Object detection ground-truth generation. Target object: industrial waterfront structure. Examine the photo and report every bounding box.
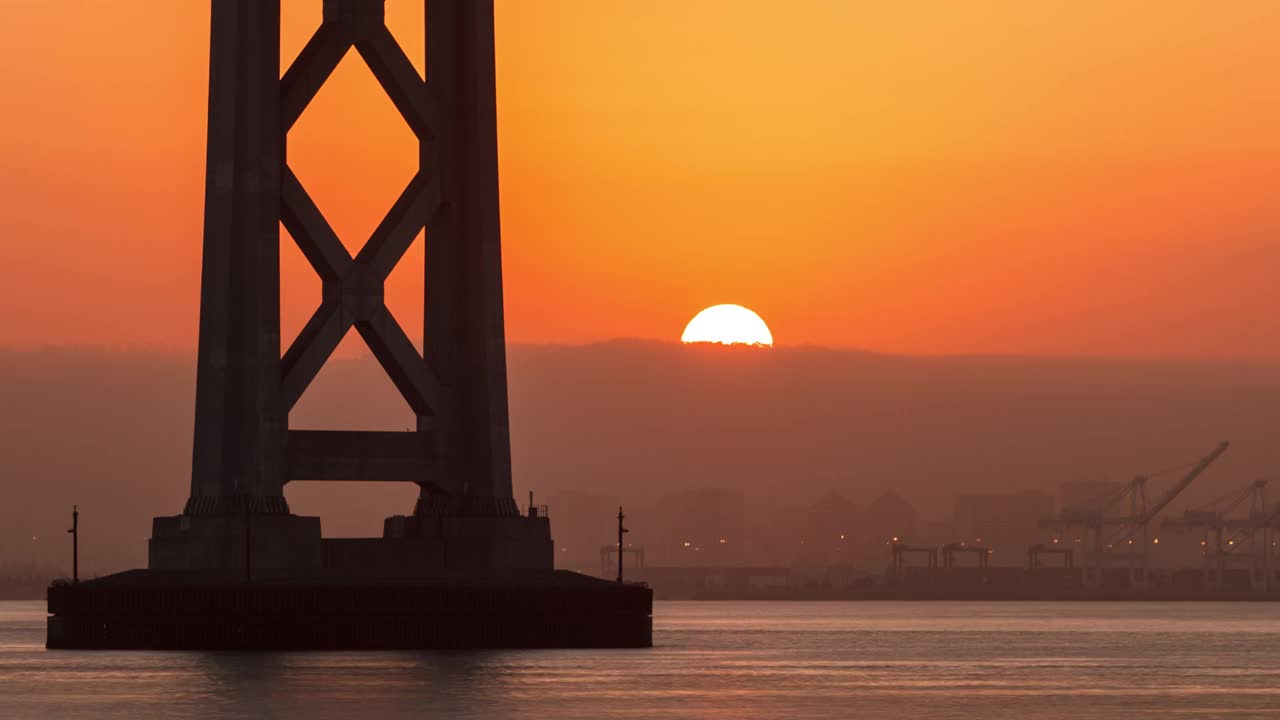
[1040,442,1229,588]
[48,0,650,649]
[569,443,1280,600]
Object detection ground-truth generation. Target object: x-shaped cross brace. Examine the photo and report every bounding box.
[277,12,444,418]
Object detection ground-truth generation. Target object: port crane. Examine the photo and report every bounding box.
[1162,477,1275,591]
[891,542,938,579]
[941,542,991,569]
[1047,442,1230,588]
[1027,542,1073,569]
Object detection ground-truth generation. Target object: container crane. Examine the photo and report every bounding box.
[890,542,938,582]
[941,542,991,569]
[1167,476,1264,589]
[1164,477,1274,591]
[1051,442,1229,588]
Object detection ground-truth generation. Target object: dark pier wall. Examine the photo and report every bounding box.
[48,570,652,650]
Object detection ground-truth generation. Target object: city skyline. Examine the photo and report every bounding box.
[2,342,1269,577]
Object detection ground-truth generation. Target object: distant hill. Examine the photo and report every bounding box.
[2,343,1276,574]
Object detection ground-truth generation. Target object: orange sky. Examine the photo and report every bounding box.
[2,1,1279,358]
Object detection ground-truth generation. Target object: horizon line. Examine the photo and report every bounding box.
[2,339,1279,368]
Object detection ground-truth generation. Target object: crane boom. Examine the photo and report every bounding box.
[1138,441,1230,524]
[1055,442,1230,531]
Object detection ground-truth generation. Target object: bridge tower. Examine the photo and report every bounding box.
[149,0,551,572]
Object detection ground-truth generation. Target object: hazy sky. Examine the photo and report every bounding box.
[2,1,1278,357]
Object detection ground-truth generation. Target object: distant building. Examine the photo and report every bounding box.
[797,492,864,566]
[756,507,808,567]
[866,490,917,544]
[923,519,956,546]
[640,488,745,567]
[1059,480,1124,512]
[546,490,622,574]
[952,492,1055,558]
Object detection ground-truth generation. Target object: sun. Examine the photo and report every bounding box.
[681,304,774,347]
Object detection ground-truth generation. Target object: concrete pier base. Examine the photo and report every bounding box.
[47,569,653,650]
[149,514,324,571]
[379,513,554,569]
[148,512,552,574]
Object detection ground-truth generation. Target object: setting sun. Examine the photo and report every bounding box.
[681,304,774,347]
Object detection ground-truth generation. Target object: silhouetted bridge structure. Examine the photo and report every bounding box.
[47,0,650,650]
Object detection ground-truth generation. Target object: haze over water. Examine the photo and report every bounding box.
[5,601,1278,719]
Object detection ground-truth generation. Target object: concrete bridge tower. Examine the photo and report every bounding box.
[149,0,551,572]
